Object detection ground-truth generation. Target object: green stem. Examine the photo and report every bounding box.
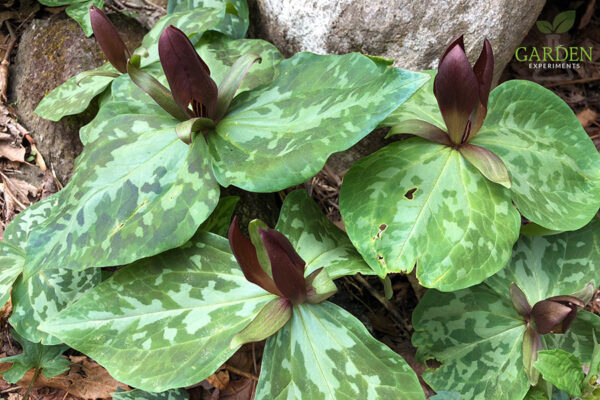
[23,367,40,400]
[382,276,393,300]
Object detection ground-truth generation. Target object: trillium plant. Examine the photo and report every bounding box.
[1,1,599,399]
[340,35,600,291]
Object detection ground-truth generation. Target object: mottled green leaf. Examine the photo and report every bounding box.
[383,74,600,232]
[340,138,520,290]
[381,70,441,130]
[10,267,101,345]
[0,330,70,383]
[472,80,600,231]
[534,349,584,396]
[198,196,239,236]
[35,63,117,122]
[196,32,282,95]
[256,302,425,399]
[137,5,225,67]
[19,120,219,277]
[209,53,429,191]
[112,388,189,400]
[167,0,249,39]
[536,21,553,34]
[65,0,104,36]
[37,0,103,36]
[276,190,372,279]
[412,218,600,399]
[40,232,276,391]
[431,392,462,400]
[0,241,24,307]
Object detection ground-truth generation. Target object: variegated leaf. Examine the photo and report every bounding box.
[0,242,25,307]
[209,53,429,192]
[0,330,70,384]
[472,80,600,231]
[35,63,118,122]
[276,190,372,279]
[380,70,442,130]
[112,388,189,400]
[412,217,600,400]
[383,74,600,231]
[37,0,103,36]
[256,301,425,399]
[196,32,283,95]
[9,267,101,345]
[198,196,239,237]
[39,232,276,391]
[36,1,250,122]
[1,200,55,308]
[167,0,249,39]
[20,123,219,277]
[137,1,240,67]
[339,138,520,290]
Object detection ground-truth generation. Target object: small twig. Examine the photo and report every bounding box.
[353,274,404,322]
[0,386,20,394]
[223,364,259,382]
[143,0,166,12]
[251,342,257,376]
[50,165,63,190]
[545,77,600,88]
[0,22,17,102]
[0,171,27,209]
[61,389,70,400]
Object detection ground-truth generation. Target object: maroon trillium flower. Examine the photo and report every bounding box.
[89,6,130,74]
[158,25,219,121]
[227,216,337,347]
[434,35,493,145]
[509,282,592,385]
[228,216,308,305]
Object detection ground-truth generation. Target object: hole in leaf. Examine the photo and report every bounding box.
[373,224,387,240]
[404,188,417,200]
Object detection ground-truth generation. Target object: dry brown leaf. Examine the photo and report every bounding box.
[0,296,12,320]
[577,108,599,128]
[0,142,25,163]
[0,356,129,400]
[218,377,255,400]
[206,370,230,391]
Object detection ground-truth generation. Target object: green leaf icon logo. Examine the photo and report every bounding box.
[552,10,576,33]
[536,10,576,34]
[536,20,553,34]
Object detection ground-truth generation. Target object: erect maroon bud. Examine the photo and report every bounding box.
[258,228,307,305]
[531,295,585,334]
[89,6,130,74]
[158,26,218,120]
[228,216,282,297]
[434,36,494,145]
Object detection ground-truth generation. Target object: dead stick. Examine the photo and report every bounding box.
[353,274,404,323]
[223,364,259,381]
[545,76,600,88]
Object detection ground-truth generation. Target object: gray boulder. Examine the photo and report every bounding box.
[249,0,546,81]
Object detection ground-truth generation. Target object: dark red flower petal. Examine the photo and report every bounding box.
[158,25,218,119]
[531,299,573,334]
[434,37,479,144]
[228,217,282,297]
[473,38,494,108]
[258,228,307,304]
[90,6,130,74]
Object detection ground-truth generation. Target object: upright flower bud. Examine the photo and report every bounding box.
[434,36,494,144]
[158,26,218,120]
[89,6,130,74]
